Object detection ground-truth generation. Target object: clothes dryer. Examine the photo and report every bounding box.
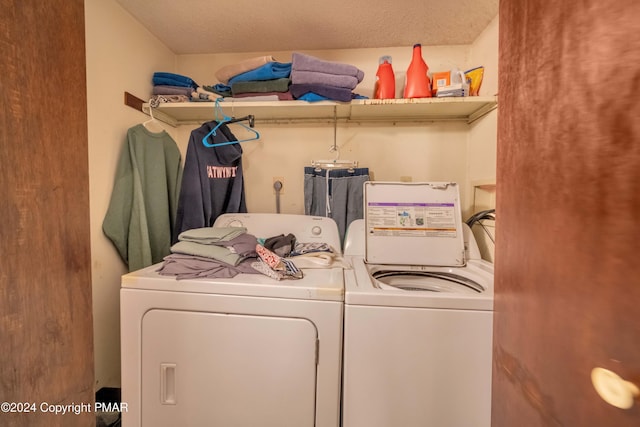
[342,182,494,427]
[121,214,344,427]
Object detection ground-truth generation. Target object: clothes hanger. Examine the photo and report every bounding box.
[311,106,357,171]
[202,98,260,147]
[142,98,164,133]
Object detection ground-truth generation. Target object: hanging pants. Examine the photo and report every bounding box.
[303,167,369,247]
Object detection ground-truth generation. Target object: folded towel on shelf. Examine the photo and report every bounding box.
[291,70,360,90]
[204,84,232,97]
[153,72,198,89]
[233,91,294,100]
[292,52,364,82]
[215,55,276,84]
[228,62,292,85]
[230,94,281,102]
[231,78,291,95]
[296,92,331,102]
[290,83,353,102]
[152,85,194,97]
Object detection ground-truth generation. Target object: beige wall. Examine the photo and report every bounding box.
[468,14,499,189]
[468,15,499,260]
[86,0,499,388]
[85,0,176,389]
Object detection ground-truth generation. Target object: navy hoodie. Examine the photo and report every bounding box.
[173,121,246,243]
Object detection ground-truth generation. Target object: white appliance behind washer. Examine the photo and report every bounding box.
[121,214,344,427]
[342,182,494,427]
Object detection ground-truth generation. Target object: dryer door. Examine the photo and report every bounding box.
[141,309,318,427]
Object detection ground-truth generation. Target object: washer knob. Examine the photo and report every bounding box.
[591,367,639,409]
[228,220,244,228]
[311,226,322,236]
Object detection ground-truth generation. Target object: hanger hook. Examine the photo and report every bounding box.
[332,105,338,152]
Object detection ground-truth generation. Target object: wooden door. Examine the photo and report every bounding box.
[0,1,94,426]
[494,0,640,425]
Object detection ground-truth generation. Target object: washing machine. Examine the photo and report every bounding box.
[120,213,345,427]
[342,182,494,427]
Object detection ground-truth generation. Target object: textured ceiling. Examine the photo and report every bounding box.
[115,0,499,55]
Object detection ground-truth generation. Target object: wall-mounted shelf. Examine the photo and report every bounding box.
[142,96,497,127]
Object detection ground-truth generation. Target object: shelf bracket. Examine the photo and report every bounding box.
[467,100,498,124]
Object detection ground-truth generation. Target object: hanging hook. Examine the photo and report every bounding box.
[333,105,338,151]
[329,105,339,159]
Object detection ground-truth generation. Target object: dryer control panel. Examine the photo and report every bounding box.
[214,213,342,253]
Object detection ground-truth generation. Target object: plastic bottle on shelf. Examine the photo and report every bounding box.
[374,56,395,99]
[403,44,431,98]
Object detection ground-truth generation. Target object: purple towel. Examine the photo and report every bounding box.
[291,70,360,90]
[290,84,353,102]
[292,52,364,82]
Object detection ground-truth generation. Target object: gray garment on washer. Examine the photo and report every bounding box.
[303,167,369,246]
[157,253,258,280]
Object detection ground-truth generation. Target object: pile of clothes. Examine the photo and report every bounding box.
[208,53,367,102]
[152,71,219,103]
[290,52,366,102]
[209,55,293,101]
[158,227,343,281]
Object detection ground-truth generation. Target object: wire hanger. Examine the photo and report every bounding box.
[311,106,358,171]
[202,98,260,147]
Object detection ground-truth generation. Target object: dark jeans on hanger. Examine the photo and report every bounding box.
[303,167,369,247]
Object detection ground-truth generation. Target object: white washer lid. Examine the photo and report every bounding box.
[364,182,465,266]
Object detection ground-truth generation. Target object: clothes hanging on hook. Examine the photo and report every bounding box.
[303,166,370,246]
[173,121,247,243]
[103,124,183,271]
[143,99,164,133]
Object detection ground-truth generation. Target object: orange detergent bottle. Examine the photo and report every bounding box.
[374,56,395,99]
[403,44,431,98]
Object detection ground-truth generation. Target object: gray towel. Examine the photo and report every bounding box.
[292,52,364,82]
[291,70,360,90]
[231,78,291,95]
[152,85,194,96]
[158,254,258,279]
